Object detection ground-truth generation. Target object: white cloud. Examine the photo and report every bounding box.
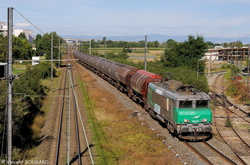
[218,0,250,3]
[213,16,250,27]
[15,23,30,27]
[192,0,250,4]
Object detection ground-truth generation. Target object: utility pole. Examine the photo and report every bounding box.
[58,38,60,67]
[7,7,13,164]
[51,33,53,83]
[144,35,147,71]
[104,37,107,59]
[247,45,250,93]
[89,39,91,55]
[197,59,202,77]
[208,56,211,77]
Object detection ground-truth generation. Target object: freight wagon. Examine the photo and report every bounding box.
[73,50,212,140]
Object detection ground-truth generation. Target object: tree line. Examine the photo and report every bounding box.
[77,36,247,51]
[108,35,209,93]
[79,37,160,49]
[0,33,34,61]
[0,32,64,62]
[0,32,62,159]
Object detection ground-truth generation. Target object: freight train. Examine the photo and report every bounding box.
[73,50,212,140]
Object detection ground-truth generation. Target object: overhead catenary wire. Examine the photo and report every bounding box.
[13,8,45,35]
[67,66,71,165]
[13,8,64,50]
[68,66,95,165]
[13,8,67,88]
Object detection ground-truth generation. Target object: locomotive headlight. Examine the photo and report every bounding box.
[184,119,190,123]
[201,118,207,122]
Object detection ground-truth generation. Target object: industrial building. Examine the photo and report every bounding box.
[0,21,34,43]
[205,47,250,61]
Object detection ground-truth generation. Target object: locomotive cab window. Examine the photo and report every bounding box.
[196,100,208,108]
[179,100,192,108]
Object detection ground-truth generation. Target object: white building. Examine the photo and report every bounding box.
[0,22,7,36]
[205,49,219,61]
[0,21,34,43]
[32,56,40,66]
[205,47,250,62]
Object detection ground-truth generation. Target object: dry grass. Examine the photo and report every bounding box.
[81,71,96,83]
[78,67,181,165]
[30,114,44,139]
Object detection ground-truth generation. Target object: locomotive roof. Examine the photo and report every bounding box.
[149,81,210,101]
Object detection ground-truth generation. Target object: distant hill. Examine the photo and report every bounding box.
[62,34,250,44]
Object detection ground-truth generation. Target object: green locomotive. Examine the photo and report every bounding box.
[147,80,212,140]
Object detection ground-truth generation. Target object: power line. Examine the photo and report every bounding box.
[13,8,63,48]
[239,34,250,42]
[13,8,45,35]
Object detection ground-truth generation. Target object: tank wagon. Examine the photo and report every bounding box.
[74,50,138,92]
[73,50,212,140]
[130,70,163,106]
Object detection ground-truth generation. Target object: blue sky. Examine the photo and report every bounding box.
[1,0,250,41]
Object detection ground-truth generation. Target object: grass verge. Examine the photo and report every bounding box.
[77,70,180,165]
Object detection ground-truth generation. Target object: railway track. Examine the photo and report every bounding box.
[182,141,237,165]
[72,50,249,164]
[53,57,94,165]
[54,65,68,164]
[209,73,250,165]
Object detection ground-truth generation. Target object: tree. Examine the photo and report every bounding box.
[148,41,160,48]
[229,41,243,48]
[161,35,208,73]
[36,32,63,66]
[206,41,215,49]
[166,39,178,48]
[161,39,179,67]
[223,42,228,48]
[13,35,33,60]
[10,62,54,148]
[79,41,89,53]
[33,34,42,45]
[102,36,106,45]
[0,34,7,62]
[18,32,27,40]
[0,34,34,61]
[33,34,42,55]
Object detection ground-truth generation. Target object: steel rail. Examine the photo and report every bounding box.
[72,69,95,165]
[182,141,213,165]
[226,99,249,116]
[67,65,71,165]
[224,102,250,149]
[54,67,68,165]
[213,103,249,165]
[69,66,82,165]
[210,92,250,123]
[211,90,250,148]
[202,142,237,165]
[211,73,249,165]
[69,62,95,164]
